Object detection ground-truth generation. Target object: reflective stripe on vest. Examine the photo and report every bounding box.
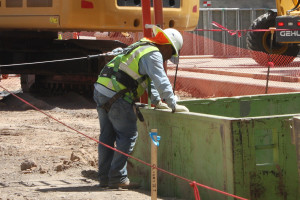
[96,44,159,100]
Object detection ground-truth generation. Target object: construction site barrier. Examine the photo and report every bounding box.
[3,11,300,99]
[2,24,300,98]
[197,8,269,56]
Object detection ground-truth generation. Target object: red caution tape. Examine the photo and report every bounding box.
[212,21,243,37]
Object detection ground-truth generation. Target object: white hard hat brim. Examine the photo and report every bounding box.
[152,25,179,57]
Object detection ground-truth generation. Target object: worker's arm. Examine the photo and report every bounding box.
[149,80,170,109]
[139,51,176,110]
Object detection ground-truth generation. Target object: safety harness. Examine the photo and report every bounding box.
[98,40,157,120]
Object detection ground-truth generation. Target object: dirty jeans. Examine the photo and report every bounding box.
[93,89,138,185]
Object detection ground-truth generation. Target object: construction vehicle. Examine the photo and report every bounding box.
[246,0,300,66]
[0,0,199,95]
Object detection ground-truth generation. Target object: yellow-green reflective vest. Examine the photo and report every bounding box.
[96,41,159,102]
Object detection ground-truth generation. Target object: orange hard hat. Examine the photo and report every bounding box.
[146,25,183,57]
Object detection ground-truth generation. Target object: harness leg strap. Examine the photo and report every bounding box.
[100,89,131,113]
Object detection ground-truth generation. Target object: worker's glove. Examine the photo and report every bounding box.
[155,101,169,109]
[172,104,189,113]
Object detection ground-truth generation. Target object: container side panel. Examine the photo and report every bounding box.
[132,110,234,200]
[234,117,299,200]
[180,93,300,118]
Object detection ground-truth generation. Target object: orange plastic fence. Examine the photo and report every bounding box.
[2,30,300,99]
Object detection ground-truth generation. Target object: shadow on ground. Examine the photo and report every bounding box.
[0,91,96,111]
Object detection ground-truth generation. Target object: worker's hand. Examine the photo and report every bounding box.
[155,101,169,109]
[172,104,189,113]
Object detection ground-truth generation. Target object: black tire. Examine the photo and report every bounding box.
[246,11,299,66]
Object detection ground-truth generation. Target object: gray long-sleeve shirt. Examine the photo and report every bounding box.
[94,51,176,110]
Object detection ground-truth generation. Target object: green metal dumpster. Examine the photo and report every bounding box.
[129,92,300,200]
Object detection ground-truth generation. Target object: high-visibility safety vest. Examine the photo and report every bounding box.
[96,40,160,103]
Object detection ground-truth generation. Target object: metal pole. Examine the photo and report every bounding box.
[153,0,163,27]
[142,0,152,37]
[265,27,275,94]
[153,0,168,75]
[141,0,152,103]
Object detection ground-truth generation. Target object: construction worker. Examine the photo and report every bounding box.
[93,25,189,189]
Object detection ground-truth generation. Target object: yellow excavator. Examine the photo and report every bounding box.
[0,0,199,94]
[247,0,300,66]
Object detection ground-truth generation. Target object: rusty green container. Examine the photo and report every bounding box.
[130,92,300,200]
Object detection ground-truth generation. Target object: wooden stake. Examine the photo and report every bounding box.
[151,129,158,200]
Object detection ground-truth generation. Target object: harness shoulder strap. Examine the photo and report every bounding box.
[111,54,123,92]
[101,40,154,105]
[122,41,154,55]
[110,54,139,104]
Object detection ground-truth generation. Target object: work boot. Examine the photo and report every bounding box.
[99,179,109,188]
[99,182,108,188]
[108,179,140,189]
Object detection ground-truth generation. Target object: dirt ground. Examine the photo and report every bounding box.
[0,78,184,200]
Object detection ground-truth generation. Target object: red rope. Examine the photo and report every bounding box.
[190,181,201,200]
[195,21,300,38]
[0,85,248,200]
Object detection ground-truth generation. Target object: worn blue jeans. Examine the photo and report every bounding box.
[93,88,138,184]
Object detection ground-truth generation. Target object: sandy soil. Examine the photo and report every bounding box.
[0,78,183,200]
